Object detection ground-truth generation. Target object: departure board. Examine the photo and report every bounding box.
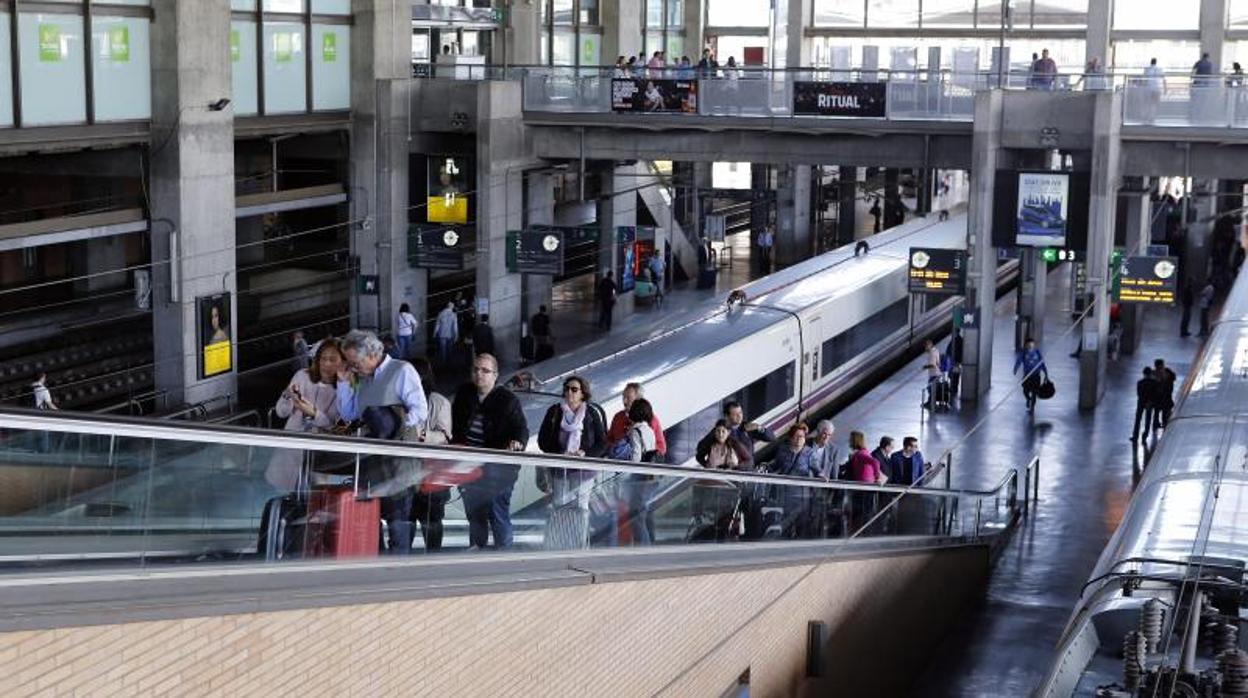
[1118,255,1179,305]
[908,247,967,295]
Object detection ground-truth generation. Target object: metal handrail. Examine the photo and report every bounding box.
[0,407,1021,500]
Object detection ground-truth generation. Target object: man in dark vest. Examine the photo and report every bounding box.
[336,330,429,554]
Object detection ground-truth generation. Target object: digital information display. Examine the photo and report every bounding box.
[908,247,967,295]
[506,228,565,275]
[1118,255,1179,305]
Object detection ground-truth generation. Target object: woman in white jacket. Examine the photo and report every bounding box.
[267,339,344,489]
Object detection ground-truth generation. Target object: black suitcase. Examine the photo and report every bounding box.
[697,267,717,289]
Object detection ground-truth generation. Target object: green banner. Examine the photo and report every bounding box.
[108,26,130,63]
[322,32,337,62]
[274,32,293,63]
[38,24,61,63]
[230,29,241,63]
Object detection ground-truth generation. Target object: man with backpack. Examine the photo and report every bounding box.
[606,382,667,460]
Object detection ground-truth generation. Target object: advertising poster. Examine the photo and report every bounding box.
[793,82,887,117]
[427,155,470,224]
[1016,172,1070,247]
[611,78,698,113]
[617,226,637,292]
[197,293,233,379]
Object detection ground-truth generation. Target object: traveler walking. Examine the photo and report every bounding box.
[537,375,607,549]
[1180,282,1195,337]
[1152,359,1177,430]
[451,353,529,549]
[433,301,458,365]
[531,305,554,361]
[1130,366,1158,444]
[472,314,496,357]
[647,252,666,305]
[1034,49,1057,89]
[1013,337,1049,413]
[597,271,618,331]
[335,330,429,555]
[921,338,945,408]
[408,357,453,551]
[756,227,775,275]
[1143,58,1165,124]
[395,303,418,359]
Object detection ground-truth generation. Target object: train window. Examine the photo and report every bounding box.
[726,362,796,421]
[820,298,908,377]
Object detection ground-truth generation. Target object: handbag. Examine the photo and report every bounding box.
[1037,379,1056,400]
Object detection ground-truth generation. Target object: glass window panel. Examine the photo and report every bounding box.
[18,13,86,126]
[232,0,257,9]
[923,0,974,27]
[0,14,11,127]
[976,0,1003,28]
[311,24,348,110]
[1032,0,1086,28]
[1114,0,1198,30]
[92,16,151,122]
[814,0,866,27]
[646,30,662,55]
[1233,0,1248,28]
[714,35,768,66]
[708,0,769,27]
[553,0,573,26]
[232,20,259,115]
[461,30,479,56]
[646,0,663,28]
[262,21,305,113]
[552,28,575,65]
[263,0,304,11]
[412,30,430,61]
[867,0,918,27]
[666,33,684,61]
[580,0,599,25]
[580,31,601,66]
[101,0,153,5]
[540,28,550,64]
[311,0,351,14]
[1114,38,1203,71]
[1007,38,1086,71]
[666,0,684,27]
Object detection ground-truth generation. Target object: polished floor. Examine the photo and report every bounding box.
[819,264,1196,696]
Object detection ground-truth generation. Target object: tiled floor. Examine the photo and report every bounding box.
[819,264,1199,696]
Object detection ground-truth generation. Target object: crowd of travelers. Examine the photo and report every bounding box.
[269,311,938,554]
[613,48,741,81]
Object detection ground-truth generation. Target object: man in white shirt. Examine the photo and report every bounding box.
[32,373,56,410]
[1143,58,1165,123]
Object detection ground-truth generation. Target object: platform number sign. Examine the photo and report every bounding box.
[908,247,967,296]
[507,229,565,275]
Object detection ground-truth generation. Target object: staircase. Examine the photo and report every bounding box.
[635,162,699,280]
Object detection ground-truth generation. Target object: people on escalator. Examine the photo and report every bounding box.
[696,419,750,469]
[768,424,819,539]
[886,437,926,487]
[607,382,667,461]
[610,398,660,545]
[409,357,453,552]
[807,420,843,537]
[690,419,750,542]
[870,437,894,481]
[1013,337,1049,413]
[697,400,775,469]
[847,430,885,531]
[451,353,529,550]
[537,375,607,550]
[31,372,57,411]
[336,330,429,555]
[267,339,344,491]
[809,421,842,481]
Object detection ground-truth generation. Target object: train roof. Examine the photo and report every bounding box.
[526,210,970,401]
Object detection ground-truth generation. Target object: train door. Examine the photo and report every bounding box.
[800,313,825,418]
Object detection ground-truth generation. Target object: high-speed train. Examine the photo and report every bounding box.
[1038,266,1248,696]
[517,209,998,465]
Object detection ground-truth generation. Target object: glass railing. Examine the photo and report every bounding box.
[0,408,1030,575]
[1122,76,1248,127]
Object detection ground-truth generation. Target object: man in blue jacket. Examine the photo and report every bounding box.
[1013,337,1048,412]
[887,437,926,487]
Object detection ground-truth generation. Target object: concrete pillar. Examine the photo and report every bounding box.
[1120,176,1150,354]
[506,0,542,66]
[602,0,643,67]
[961,91,1003,404]
[916,168,934,216]
[475,81,531,367]
[1078,91,1123,410]
[148,0,236,408]
[1085,0,1112,68]
[350,0,415,341]
[1015,249,1048,347]
[684,0,706,58]
[883,168,904,229]
[521,171,556,324]
[784,0,812,70]
[837,166,857,247]
[775,165,812,267]
[597,165,638,323]
[1201,0,1227,72]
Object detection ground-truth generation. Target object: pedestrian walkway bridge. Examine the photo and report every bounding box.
[0,408,1035,695]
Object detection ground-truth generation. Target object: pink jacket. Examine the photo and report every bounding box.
[849,448,882,483]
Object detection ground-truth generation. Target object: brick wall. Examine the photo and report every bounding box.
[1,546,986,697]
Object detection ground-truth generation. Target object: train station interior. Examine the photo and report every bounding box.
[1,0,1248,695]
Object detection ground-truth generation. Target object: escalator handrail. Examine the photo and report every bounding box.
[0,407,1020,501]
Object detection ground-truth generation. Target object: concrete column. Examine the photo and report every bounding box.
[1015,249,1048,347]
[1120,176,1150,354]
[1085,0,1112,68]
[148,0,236,407]
[776,165,812,267]
[506,0,542,66]
[837,166,857,247]
[1078,91,1123,410]
[961,90,1003,404]
[521,172,556,324]
[684,0,706,58]
[597,165,638,323]
[475,81,532,367]
[350,0,415,340]
[1201,0,1227,72]
[883,168,904,229]
[785,0,813,70]
[602,0,643,67]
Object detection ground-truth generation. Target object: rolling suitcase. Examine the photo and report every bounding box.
[544,504,589,550]
[306,487,381,558]
[697,267,716,289]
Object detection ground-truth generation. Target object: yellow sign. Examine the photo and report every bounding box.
[203,341,233,377]
[427,195,468,224]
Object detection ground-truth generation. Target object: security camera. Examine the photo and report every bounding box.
[207,98,232,112]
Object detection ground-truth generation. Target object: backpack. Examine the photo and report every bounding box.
[607,437,634,461]
[939,353,953,374]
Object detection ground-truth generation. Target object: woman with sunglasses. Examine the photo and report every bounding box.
[537,375,607,549]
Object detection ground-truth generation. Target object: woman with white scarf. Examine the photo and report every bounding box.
[537,375,606,548]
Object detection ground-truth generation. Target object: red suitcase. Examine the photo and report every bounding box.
[306,487,380,558]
